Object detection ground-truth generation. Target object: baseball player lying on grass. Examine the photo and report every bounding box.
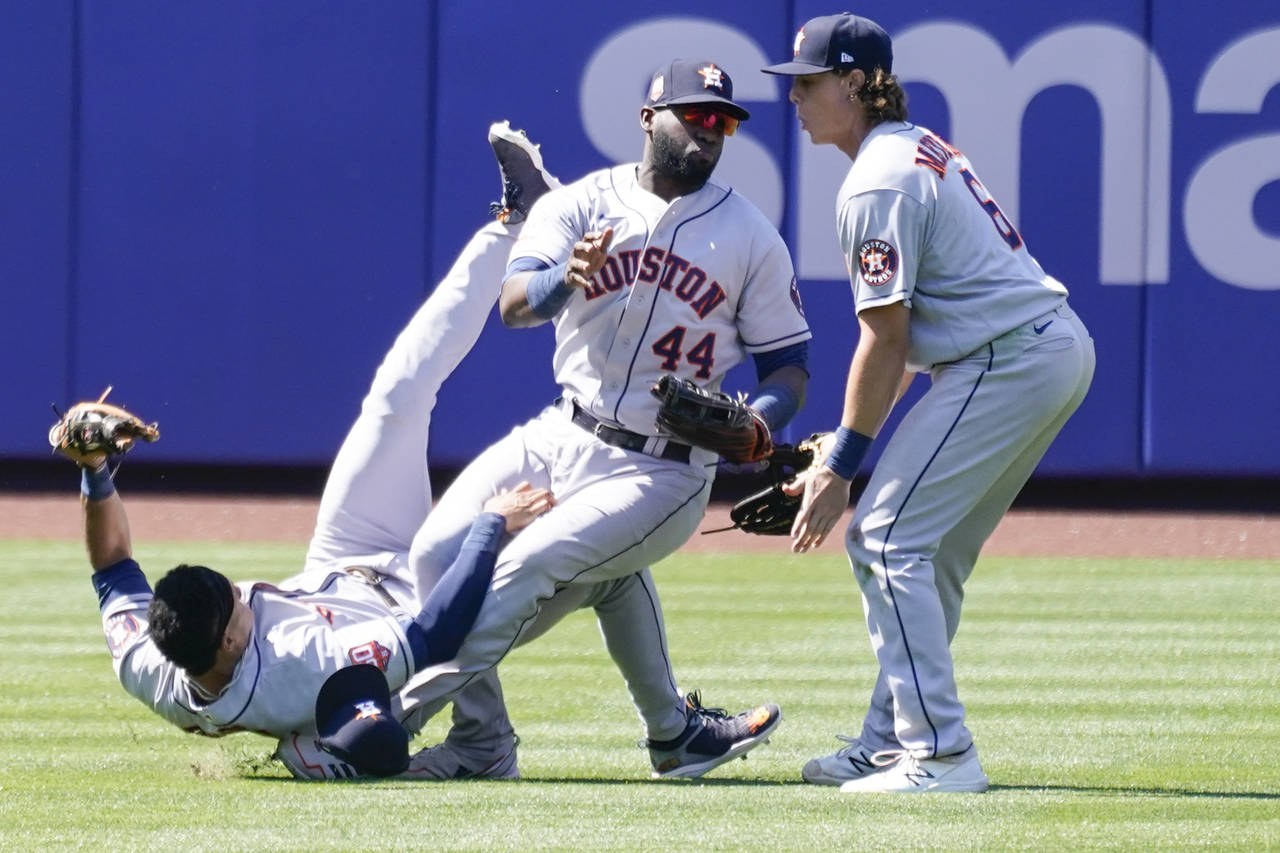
[61,122,787,780]
[67,434,548,778]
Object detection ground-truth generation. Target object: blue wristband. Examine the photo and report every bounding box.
[81,464,116,501]
[747,382,801,432]
[824,427,872,480]
[526,262,573,319]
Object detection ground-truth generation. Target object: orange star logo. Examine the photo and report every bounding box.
[697,64,724,90]
[745,707,773,731]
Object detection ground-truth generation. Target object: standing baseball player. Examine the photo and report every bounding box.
[401,58,812,779]
[763,14,1095,793]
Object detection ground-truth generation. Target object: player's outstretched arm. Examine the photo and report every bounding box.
[65,450,134,571]
[499,227,613,327]
[82,469,133,570]
[48,393,156,570]
[407,482,554,667]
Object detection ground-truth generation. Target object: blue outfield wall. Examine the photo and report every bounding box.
[3,1,1278,477]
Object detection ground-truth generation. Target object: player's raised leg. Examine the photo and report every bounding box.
[307,120,561,574]
[305,219,516,571]
[487,119,561,225]
[390,123,565,778]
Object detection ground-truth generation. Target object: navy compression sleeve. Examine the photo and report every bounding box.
[91,558,151,608]
[405,513,506,669]
[748,341,810,431]
[751,340,809,381]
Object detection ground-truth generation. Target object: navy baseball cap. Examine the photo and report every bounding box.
[315,664,410,778]
[645,58,751,120]
[762,13,893,76]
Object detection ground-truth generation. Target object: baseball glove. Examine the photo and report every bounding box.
[650,375,772,464]
[48,387,160,465]
[721,433,831,535]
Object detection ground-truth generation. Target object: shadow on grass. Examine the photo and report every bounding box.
[505,777,806,786]
[991,784,1280,800]
[239,773,806,787]
[239,774,1280,798]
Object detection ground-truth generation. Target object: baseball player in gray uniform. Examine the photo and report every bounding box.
[764,14,1095,793]
[77,123,780,781]
[74,126,583,779]
[77,199,555,779]
[400,58,812,779]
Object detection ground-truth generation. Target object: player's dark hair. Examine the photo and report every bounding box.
[854,67,908,124]
[148,564,236,675]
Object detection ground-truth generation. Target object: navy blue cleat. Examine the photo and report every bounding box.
[487,120,560,224]
[647,691,782,779]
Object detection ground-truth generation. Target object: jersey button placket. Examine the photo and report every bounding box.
[605,231,662,418]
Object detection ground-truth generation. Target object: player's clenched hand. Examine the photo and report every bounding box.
[60,447,109,470]
[783,464,851,553]
[565,227,614,289]
[484,481,556,533]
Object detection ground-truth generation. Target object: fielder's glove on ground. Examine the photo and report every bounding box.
[651,375,772,464]
[49,389,159,466]
[724,433,831,535]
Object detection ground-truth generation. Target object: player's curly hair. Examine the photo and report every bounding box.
[853,67,908,125]
[148,564,236,675]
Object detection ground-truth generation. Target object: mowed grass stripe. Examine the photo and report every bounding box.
[0,540,1275,850]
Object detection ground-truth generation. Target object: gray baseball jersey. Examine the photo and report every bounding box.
[88,221,707,780]
[838,121,1067,371]
[833,121,1095,759]
[514,164,811,443]
[399,167,810,734]
[98,565,416,738]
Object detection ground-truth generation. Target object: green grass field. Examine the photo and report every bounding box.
[1,539,1277,851]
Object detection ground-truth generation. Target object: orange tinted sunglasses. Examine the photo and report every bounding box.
[671,105,739,136]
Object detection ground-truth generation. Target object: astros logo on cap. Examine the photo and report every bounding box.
[697,64,724,90]
[354,700,383,721]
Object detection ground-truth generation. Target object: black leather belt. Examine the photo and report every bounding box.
[569,402,691,463]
